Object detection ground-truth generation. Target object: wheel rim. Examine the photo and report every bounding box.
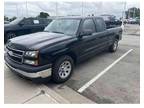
[113,41,118,51]
[7,33,16,39]
[58,61,72,79]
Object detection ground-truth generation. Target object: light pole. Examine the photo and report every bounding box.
[26,1,28,17]
[82,1,84,17]
[16,4,18,17]
[56,2,58,16]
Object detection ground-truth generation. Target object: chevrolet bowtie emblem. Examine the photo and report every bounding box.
[8,51,13,56]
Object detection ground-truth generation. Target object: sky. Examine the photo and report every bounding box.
[4,1,140,19]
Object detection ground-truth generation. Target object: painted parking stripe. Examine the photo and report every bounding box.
[77,49,133,93]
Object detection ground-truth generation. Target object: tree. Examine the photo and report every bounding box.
[4,16,9,21]
[37,12,50,18]
[9,16,17,22]
[125,7,140,19]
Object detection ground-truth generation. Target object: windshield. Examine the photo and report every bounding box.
[44,19,80,36]
[10,18,23,25]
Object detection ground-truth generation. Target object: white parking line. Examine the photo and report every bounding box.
[77,49,133,93]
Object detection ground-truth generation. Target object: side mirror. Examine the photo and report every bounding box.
[79,29,93,38]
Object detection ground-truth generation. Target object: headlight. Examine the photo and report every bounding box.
[24,59,38,65]
[25,51,39,58]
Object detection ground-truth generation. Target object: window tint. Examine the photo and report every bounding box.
[46,19,53,24]
[44,19,80,36]
[39,19,45,24]
[38,19,52,25]
[95,18,106,32]
[23,19,33,25]
[82,19,96,33]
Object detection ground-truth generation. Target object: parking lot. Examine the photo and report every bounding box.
[4,24,140,104]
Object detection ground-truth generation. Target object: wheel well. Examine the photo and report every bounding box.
[65,52,77,65]
[115,35,120,40]
[52,52,77,65]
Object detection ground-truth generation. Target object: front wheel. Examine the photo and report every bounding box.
[52,55,74,83]
[109,40,118,52]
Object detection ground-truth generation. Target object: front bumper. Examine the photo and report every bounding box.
[5,62,52,78]
[5,55,52,79]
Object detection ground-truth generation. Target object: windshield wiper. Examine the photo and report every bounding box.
[44,30,64,34]
[51,31,64,34]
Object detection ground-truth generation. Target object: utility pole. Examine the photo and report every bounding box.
[121,1,126,30]
[56,2,58,16]
[122,1,126,20]
[26,1,28,17]
[82,1,84,17]
[133,8,135,18]
[16,4,18,17]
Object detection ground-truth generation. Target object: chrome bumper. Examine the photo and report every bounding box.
[5,62,52,78]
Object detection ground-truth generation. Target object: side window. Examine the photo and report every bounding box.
[23,19,33,25]
[33,20,40,24]
[95,18,106,32]
[39,19,44,24]
[82,19,96,33]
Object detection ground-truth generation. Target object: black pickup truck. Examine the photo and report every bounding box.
[4,17,52,43]
[5,16,122,83]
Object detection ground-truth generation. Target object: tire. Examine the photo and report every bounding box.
[109,39,118,52]
[52,55,74,83]
[5,32,16,42]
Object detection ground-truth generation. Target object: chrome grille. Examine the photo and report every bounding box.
[6,46,25,64]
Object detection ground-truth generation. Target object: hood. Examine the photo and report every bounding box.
[4,23,16,31]
[4,23,14,27]
[8,32,73,50]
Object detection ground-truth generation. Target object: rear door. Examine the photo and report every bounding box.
[94,18,109,50]
[77,18,102,59]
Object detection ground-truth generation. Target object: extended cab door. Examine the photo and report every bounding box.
[94,18,109,50]
[77,18,102,58]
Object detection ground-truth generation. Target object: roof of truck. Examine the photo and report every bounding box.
[54,16,103,19]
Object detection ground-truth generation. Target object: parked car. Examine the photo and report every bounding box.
[4,20,10,24]
[127,18,140,24]
[100,14,122,29]
[4,17,52,43]
[5,16,122,83]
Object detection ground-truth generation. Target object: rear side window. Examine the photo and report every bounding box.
[95,18,106,32]
[82,19,96,33]
[23,19,33,25]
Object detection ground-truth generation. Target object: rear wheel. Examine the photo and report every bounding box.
[109,39,118,52]
[52,55,74,83]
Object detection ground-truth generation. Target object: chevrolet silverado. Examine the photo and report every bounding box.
[5,16,122,83]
